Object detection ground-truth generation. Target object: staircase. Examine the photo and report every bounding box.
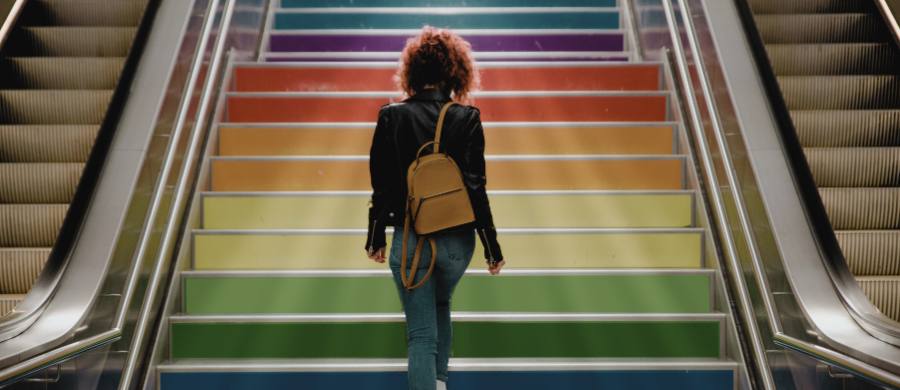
[0,0,148,317]
[748,0,900,321]
[154,1,747,388]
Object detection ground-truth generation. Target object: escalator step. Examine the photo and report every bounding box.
[0,204,67,247]
[765,44,900,75]
[0,248,49,294]
[0,125,98,162]
[755,14,888,44]
[5,27,136,57]
[792,110,900,147]
[0,90,112,124]
[836,230,900,276]
[778,75,900,109]
[820,188,900,230]
[0,163,83,203]
[0,58,124,89]
[748,0,869,14]
[856,276,900,322]
[805,147,900,187]
[20,0,146,27]
[0,294,24,317]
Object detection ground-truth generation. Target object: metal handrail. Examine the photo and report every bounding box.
[0,0,230,384]
[0,0,25,48]
[665,0,900,387]
[875,0,900,49]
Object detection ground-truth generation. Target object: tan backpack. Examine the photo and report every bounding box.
[399,101,476,290]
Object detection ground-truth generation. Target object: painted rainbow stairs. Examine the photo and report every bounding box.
[153,1,748,389]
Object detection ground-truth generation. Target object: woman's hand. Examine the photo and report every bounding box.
[488,260,506,275]
[367,247,386,263]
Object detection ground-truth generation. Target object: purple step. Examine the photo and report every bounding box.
[268,33,625,53]
[265,54,630,62]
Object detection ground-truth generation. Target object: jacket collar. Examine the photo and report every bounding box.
[405,88,452,102]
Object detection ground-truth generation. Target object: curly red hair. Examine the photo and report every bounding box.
[396,26,479,103]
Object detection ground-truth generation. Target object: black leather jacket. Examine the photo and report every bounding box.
[365,89,503,263]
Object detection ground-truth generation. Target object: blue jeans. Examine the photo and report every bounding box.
[389,228,475,390]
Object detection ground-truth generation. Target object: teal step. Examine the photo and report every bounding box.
[182,270,713,314]
[169,314,723,359]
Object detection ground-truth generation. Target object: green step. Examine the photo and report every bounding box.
[170,315,722,359]
[192,229,704,270]
[202,192,695,230]
[182,271,713,314]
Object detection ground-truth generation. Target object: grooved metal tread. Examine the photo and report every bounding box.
[0,294,25,318]
[857,276,900,322]
[748,0,869,14]
[0,248,49,294]
[0,90,112,124]
[19,0,147,27]
[0,125,98,162]
[805,147,900,187]
[792,110,900,147]
[820,188,900,230]
[5,27,137,57]
[0,204,67,247]
[765,44,900,75]
[778,75,900,109]
[837,230,900,276]
[0,163,84,203]
[755,13,889,44]
[0,57,125,89]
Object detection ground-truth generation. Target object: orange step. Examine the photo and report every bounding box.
[209,157,685,191]
[225,94,668,123]
[232,64,662,92]
[218,125,676,156]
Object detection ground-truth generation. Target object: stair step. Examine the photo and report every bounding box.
[748,0,869,14]
[755,14,888,44]
[218,124,677,156]
[792,110,900,147]
[0,204,66,247]
[5,27,136,57]
[272,9,620,30]
[0,90,111,124]
[192,228,704,270]
[765,43,900,75]
[157,358,736,390]
[857,276,900,322]
[778,75,900,110]
[168,313,723,359]
[0,57,125,89]
[225,93,668,123]
[0,294,24,318]
[0,248,49,294]
[821,188,900,230]
[281,0,618,6]
[182,270,713,314]
[265,51,631,62]
[805,147,900,187]
[232,63,662,92]
[0,163,83,203]
[19,0,146,27]
[0,125,98,162]
[210,157,686,191]
[202,191,694,229]
[269,32,626,54]
[837,230,900,276]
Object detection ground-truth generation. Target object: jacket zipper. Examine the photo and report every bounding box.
[368,218,378,252]
[480,228,496,263]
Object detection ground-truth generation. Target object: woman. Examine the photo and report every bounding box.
[365,26,505,390]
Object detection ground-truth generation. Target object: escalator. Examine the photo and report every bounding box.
[746,0,900,321]
[0,0,148,317]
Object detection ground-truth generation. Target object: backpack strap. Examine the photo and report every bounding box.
[433,102,456,154]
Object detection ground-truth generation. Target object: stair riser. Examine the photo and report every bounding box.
[226,95,668,122]
[202,194,694,229]
[269,33,625,53]
[210,159,685,191]
[183,273,712,314]
[233,66,661,92]
[282,0,618,7]
[218,125,677,156]
[170,320,721,359]
[159,370,734,390]
[273,11,620,30]
[192,231,703,270]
